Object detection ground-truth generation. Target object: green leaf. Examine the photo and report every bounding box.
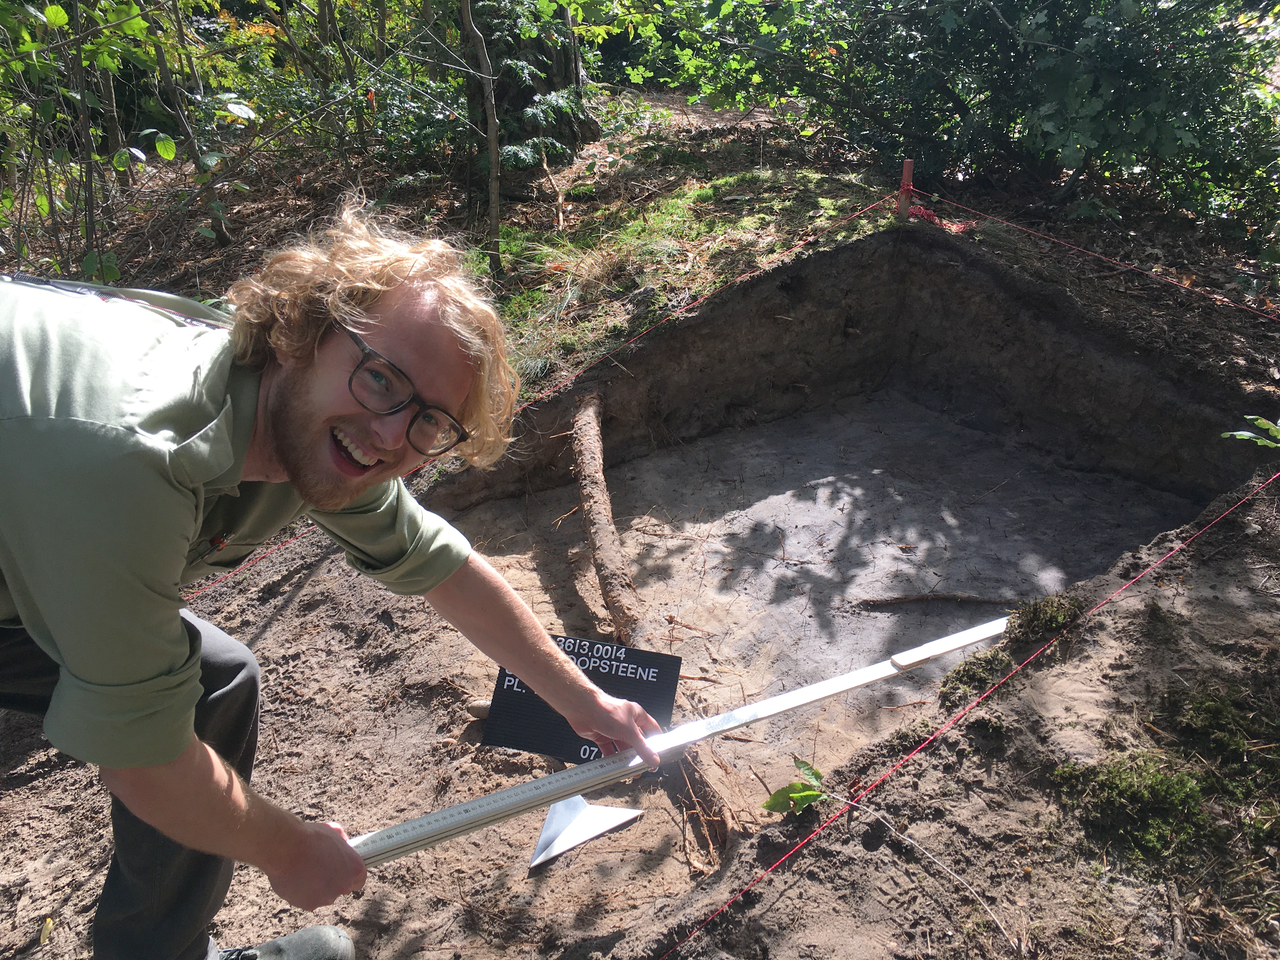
[763,783,825,813]
[196,225,216,239]
[43,4,69,28]
[1221,430,1280,447]
[223,101,256,120]
[154,133,176,161]
[81,250,99,277]
[939,9,958,33]
[788,789,824,812]
[97,251,120,282]
[793,757,825,790]
[1245,416,1280,440]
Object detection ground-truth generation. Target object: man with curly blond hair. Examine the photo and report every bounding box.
[0,202,660,960]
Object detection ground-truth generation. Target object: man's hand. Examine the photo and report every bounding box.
[101,735,366,910]
[264,821,367,911]
[562,691,662,768]
[427,553,665,767]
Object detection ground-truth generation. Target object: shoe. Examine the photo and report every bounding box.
[218,925,354,960]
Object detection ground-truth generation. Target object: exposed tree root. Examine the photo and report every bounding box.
[853,593,1015,608]
[571,392,648,645]
[664,744,739,873]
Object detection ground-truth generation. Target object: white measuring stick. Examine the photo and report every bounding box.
[350,616,1008,867]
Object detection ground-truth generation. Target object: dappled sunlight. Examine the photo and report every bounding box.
[1018,554,1070,596]
[606,394,1195,729]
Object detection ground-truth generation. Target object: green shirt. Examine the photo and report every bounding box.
[0,279,472,767]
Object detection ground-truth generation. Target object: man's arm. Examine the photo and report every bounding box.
[425,552,663,767]
[99,734,367,909]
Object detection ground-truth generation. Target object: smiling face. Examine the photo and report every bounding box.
[263,284,474,510]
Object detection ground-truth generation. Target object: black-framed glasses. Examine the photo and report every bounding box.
[342,327,469,458]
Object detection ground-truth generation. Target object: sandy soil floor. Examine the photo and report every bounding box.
[3,383,1242,960]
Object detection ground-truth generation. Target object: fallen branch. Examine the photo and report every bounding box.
[1166,880,1186,959]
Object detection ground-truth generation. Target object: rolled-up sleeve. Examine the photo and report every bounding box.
[308,479,471,595]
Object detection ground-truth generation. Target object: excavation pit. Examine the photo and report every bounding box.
[433,224,1268,774]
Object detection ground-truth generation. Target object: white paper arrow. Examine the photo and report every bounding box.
[529,794,644,867]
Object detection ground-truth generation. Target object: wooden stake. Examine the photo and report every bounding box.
[897,158,915,220]
[571,392,647,645]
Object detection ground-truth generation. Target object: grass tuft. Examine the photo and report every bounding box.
[1004,593,1084,645]
[938,646,1015,712]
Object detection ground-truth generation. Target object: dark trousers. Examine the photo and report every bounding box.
[0,612,260,960]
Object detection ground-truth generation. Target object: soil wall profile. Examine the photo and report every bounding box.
[435,225,1269,510]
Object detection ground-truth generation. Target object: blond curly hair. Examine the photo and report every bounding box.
[226,198,518,467]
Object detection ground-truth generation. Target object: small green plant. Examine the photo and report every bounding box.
[1222,415,1280,448]
[885,717,935,754]
[761,756,831,815]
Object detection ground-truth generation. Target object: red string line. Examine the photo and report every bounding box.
[912,187,1280,325]
[654,469,1280,960]
[181,192,897,602]
[184,527,315,601]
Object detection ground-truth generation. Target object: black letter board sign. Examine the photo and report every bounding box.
[481,636,681,764]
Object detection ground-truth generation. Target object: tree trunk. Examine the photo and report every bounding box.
[322,0,367,153]
[481,4,601,152]
[170,0,203,98]
[67,0,98,272]
[98,66,129,189]
[142,10,233,246]
[571,393,647,645]
[374,0,387,63]
[460,0,501,277]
